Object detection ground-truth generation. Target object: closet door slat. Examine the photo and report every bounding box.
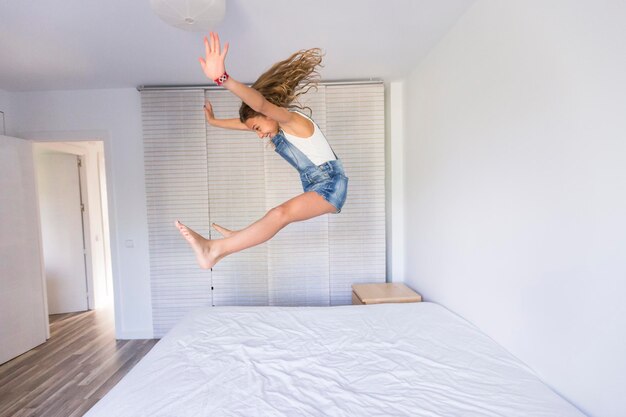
[206,90,269,306]
[326,84,387,305]
[142,90,211,337]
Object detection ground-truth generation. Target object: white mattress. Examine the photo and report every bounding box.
[85,302,585,416]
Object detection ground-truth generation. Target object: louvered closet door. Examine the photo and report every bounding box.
[142,90,211,337]
[265,89,330,306]
[205,90,269,306]
[326,84,386,304]
[143,83,386,335]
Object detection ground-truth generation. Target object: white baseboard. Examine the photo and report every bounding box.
[115,329,155,340]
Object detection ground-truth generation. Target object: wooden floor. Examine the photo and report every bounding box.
[0,308,158,417]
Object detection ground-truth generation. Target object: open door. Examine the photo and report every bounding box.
[35,152,89,313]
[0,135,48,364]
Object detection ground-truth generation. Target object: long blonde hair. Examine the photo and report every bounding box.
[239,48,323,122]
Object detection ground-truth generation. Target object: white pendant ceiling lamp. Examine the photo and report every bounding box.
[150,0,226,32]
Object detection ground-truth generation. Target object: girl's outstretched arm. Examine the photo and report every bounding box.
[204,100,249,131]
[199,32,306,132]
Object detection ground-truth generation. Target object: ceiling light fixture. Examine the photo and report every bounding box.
[150,0,226,32]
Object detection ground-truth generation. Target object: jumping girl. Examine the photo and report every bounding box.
[176,32,348,269]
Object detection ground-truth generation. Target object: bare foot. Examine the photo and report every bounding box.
[175,221,220,269]
[212,222,236,238]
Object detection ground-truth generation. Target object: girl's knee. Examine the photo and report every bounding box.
[267,205,291,225]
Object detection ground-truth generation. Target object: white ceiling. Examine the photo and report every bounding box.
[0,0,474,92]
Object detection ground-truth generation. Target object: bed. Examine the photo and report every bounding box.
[85,302,585,416]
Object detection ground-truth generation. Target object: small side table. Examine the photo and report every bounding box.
[352,283,422,305]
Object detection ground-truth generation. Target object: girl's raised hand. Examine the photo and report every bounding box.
[203,100,215,122]
[199,32,229,81]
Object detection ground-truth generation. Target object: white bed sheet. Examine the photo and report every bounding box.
[85,302,585,417]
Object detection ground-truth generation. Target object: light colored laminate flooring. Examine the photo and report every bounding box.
[0,308,158,417]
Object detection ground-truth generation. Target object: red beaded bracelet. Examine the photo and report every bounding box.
[214,71,229,86]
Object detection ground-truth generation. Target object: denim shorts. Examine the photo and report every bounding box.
[300,159,349,213]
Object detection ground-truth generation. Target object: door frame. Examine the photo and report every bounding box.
[25,130,116,332]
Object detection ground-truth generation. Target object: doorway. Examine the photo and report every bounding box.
[33,141,114,318]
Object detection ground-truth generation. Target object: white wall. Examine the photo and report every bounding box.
[404,1,626,416]
[385,81,406,283]
[14,89,153,339]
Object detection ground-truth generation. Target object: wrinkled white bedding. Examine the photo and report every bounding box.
[85,302,584,416]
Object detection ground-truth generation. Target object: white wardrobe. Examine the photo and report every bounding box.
[142,83,386,337]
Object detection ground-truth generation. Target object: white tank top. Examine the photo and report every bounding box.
[282,111,337,166]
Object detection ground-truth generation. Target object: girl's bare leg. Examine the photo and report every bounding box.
[176,191,337,269]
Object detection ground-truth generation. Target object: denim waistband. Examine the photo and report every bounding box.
[316,159,344,174]
[301,159,346,184]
